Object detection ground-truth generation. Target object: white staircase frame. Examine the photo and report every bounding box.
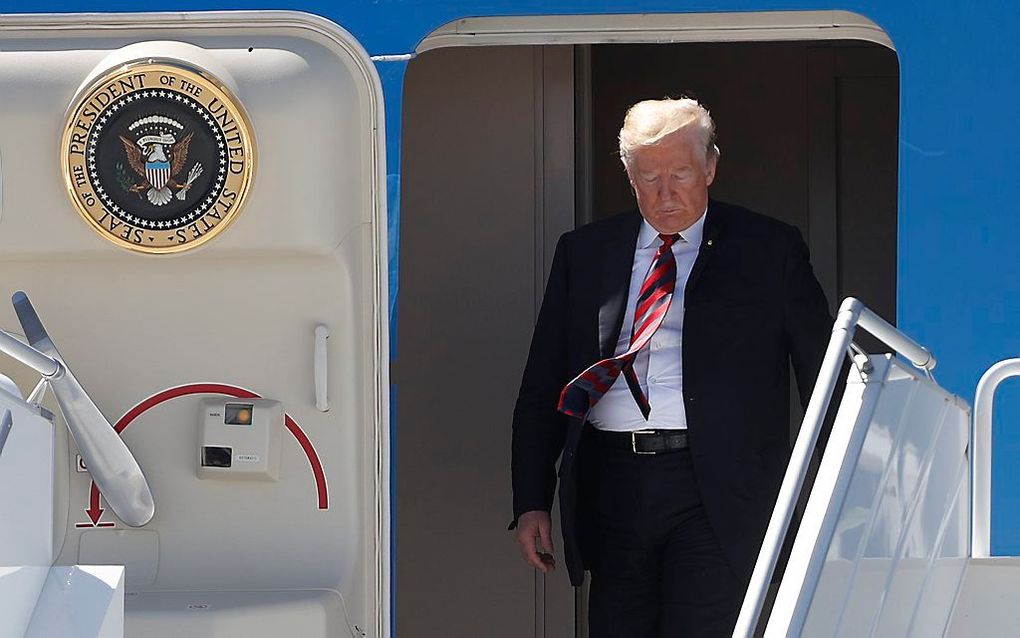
[971,358,1020,559]
[734,297,940,636]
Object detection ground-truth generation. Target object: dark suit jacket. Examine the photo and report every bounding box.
[510,199,833,587]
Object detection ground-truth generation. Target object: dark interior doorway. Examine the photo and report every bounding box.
[583,41,899,324]
[397,38,899,638]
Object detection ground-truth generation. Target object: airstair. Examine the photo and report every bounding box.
[0,376,124,637]
[736,297,1020,637]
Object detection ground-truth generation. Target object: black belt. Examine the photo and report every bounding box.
[592,428,689,455]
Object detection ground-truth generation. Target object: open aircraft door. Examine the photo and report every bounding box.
[0,12,390,637]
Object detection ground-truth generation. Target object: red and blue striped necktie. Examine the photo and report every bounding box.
[557,232,682,420]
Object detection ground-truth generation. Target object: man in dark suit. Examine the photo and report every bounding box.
[510,98,833,636]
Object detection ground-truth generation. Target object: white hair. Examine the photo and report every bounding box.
[618,98,720,167]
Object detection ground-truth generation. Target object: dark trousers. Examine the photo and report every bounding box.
[587,438,743,638]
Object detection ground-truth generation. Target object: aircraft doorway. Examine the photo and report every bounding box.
[397,38,898,638]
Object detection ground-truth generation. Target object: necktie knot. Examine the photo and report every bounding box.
[658,233,681,248]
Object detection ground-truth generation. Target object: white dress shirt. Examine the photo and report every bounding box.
[588,211,706,431]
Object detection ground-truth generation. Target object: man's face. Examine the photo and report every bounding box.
[627,127,717,234]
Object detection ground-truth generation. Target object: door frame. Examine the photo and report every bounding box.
[411,11,897,637]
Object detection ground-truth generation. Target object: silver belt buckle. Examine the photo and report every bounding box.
[631,429,657,455]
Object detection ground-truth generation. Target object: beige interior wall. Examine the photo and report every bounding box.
[396,44,576,637]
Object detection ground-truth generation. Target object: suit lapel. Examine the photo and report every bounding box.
[684,200,724,298]
[597,212,642,358]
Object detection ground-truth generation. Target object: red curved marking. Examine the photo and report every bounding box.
[89,383,329,518]
[113,383,260,434]
[285,415,329,510]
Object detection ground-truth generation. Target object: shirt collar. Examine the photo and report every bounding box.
[637,207,708,249]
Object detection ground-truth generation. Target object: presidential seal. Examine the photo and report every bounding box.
[62,61,255,253]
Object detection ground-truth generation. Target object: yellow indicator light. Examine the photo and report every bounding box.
[224,403,254,425]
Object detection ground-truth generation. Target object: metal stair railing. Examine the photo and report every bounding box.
[733,297,937,637]
[972,358,1020,558]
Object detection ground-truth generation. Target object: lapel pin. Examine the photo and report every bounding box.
[707,239,714,247]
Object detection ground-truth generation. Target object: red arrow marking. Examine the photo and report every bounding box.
[86,489,104,525]
[87,383,329,525]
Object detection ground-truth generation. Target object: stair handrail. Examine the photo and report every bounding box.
[732,297,936,637]
[972,358,1020,558]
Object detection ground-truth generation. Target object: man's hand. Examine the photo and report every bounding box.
[515,510,556,573]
